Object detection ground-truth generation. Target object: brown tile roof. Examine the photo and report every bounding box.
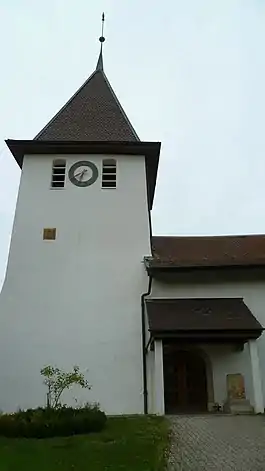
[146,298,263,339]
[149,235,265,269]
[35,70,139,141]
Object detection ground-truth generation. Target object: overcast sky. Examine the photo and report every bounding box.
[0,0,265,286]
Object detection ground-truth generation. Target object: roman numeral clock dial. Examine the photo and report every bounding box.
[68,161,99,187]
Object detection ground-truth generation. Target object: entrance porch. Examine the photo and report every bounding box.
[145,298,264,415]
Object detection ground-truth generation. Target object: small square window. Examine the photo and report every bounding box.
[43,228,56,240]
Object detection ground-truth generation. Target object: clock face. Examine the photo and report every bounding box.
[68,161,99,187]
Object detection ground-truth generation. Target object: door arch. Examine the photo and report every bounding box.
[163,346,209,413]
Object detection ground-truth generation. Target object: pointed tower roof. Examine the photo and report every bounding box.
[34,19,139,142]
[34,68,139,141]
[34,13,138,142]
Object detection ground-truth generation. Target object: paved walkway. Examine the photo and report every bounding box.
[167,415,265,471]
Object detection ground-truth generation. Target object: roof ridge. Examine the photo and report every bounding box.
[152,234,265,239]
[146,297,244,301]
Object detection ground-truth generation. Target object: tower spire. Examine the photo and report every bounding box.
[96,12,105,71]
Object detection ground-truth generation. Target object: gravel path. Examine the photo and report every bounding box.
[167,415,265,471]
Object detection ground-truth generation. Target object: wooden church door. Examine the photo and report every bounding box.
[163,348,208,413]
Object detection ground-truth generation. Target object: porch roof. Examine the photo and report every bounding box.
[146,298,263,341]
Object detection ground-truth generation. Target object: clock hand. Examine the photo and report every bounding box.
[79,169,88,181]
[79,170,86,181]
[74,171,83,178]
[74,168,88,180]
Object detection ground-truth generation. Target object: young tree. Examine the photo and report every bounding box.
[40,365,91,408]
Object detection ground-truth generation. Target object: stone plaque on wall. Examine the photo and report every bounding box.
[227,373,246,400]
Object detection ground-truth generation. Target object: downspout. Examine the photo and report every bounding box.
[141,274,153,414]
[141,188,154,414]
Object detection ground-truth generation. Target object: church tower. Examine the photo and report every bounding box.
[0,19,161,413]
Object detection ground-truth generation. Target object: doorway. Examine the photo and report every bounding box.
[163,347,208,413]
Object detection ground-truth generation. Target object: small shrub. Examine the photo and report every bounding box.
[0,404,106,439]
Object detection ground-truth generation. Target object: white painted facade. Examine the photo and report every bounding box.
[2,41,263,417]
[0,153,151,413]
[148,273,265,413]
[1,151,265,415]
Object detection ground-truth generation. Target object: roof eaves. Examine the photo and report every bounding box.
[144,257,265,271]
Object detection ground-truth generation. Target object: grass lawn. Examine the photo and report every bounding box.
[0,416,169,471]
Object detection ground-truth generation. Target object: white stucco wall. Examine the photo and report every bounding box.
[0,153,151,413]
[150,275,265,409]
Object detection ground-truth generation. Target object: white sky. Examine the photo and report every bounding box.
[0,0,265,287]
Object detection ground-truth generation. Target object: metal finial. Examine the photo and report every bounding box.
[97,13,105,71]
[99,12,105,44]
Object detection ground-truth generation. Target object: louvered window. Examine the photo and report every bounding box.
[102,159,117,189]
[51,159,66,188]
